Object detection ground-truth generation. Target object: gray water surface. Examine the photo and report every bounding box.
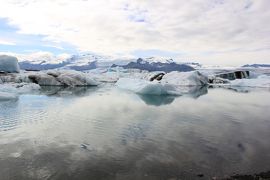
[0,86,270,180]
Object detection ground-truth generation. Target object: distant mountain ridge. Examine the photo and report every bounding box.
[112,58,194,72]
[242,64,270,68]
[19,53,131,71]
[17,53,196,72]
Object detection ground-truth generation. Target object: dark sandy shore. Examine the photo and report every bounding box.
[210,171,270,180]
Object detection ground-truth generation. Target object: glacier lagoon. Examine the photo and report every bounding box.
[0,85,270,180]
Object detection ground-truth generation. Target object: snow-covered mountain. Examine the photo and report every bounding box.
[242,64,270,68]
[3,52,197,72]
[17,52,133,71]
[113,58,195,72]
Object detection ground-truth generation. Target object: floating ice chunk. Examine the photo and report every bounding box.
[56,70,100,86]
[0,55,20,73]
[230,75,270,88]
[0,83,41,94]
[116,78,180,95]
[28,72,62,86]
[0,91,18,101]
[14,83,41,93]
[160,71,208,86]
[116,71,208,95]
[0,70,101,86]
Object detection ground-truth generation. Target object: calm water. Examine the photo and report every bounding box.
[0,85,270,180]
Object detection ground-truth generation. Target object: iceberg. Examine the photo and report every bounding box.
[0,70,100,86]
[116,71,208,95]
[0,92,18,101]
[55,70,99,86]
[230,75,270,88]
[208,74,270,92]
[161,71,208,86]
[0,70,99,100]
[0,83,40,94]
[0,55,20,73]
[116,78,180,95]
[0,82,40,101]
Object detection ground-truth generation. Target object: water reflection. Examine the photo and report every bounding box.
[187,85,208,98]
[39,86,101,97]
[138,85,208,106]
[138,95,176,106]
[0,99,19,131]
[0,87,270,179]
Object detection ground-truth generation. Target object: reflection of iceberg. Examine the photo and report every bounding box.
[138,85,208,106]
[138,95,176,106]
[186,85,208,98]
[40,86,100,97]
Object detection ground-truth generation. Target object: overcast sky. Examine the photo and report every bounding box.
[0,0,269,65]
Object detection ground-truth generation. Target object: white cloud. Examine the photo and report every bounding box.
[0,0,269,65]
[0,39,16,45]
[0,51,71,64]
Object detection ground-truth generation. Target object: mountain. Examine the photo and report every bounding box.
[112,58,194,72]
[16,53,195,72]
[18,53,132,71]
[242,64,270,68]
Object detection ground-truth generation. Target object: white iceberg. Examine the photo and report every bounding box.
[0,55,20,73]
[0,92,18,101]
[230,75,270,88]
[55,70,99,86]
[116,71,208,95]
[0,82,40,101]
[116,78,180,95]
[0,70,100,86]
[0,83,40,94]
[161,71,208,86]
[0,70,100,100]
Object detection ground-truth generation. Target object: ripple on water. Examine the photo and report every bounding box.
[0,88,270,179]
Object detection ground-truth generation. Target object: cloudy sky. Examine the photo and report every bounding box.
[0,0,269,65]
